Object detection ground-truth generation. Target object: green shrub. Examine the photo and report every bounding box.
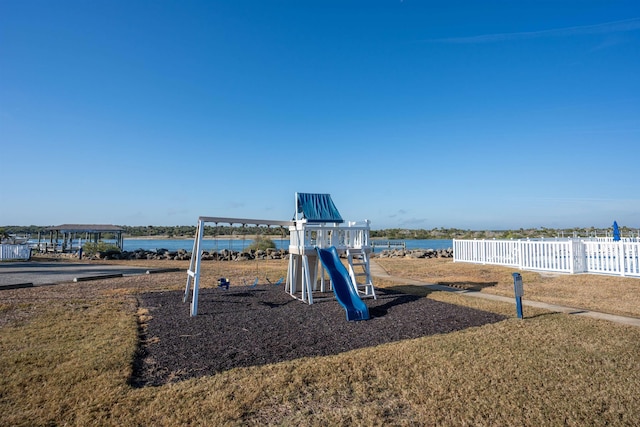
[247,236,276,252]
[82,242,121,256]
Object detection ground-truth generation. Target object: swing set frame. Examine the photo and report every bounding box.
[184,216,293,316]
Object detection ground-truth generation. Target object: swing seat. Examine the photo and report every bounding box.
[243,277,259,287]
[267,277,284,286]
[217,278,230,290]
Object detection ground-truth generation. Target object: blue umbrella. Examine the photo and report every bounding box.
[613,221,621,241]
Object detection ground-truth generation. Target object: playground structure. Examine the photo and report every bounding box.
[286,193,376,307]
[184,193,376,318]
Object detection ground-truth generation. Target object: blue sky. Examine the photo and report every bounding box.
[1,1,639,230]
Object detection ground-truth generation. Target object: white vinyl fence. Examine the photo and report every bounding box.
[0,244,32,261]
[454,238,640,277]
[583,240,640,276]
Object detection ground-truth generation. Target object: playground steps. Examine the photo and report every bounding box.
[346,248,377,300]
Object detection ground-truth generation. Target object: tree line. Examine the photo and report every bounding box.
[1,225,634,240]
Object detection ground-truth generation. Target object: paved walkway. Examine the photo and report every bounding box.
[369,260,640,327]
[0,261,158,289]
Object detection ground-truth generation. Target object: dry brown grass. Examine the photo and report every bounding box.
[2,257,640,425]
[375,257,640,318]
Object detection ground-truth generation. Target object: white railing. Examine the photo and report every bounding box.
[454,239,640,277]
[289,221,371,253]
[591,237,640,243]
[0,244,31,261]
[583,241,640,277]
[517,239,580,273]
[454,239,521,267]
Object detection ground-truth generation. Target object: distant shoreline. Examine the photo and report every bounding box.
[125,234,279,240]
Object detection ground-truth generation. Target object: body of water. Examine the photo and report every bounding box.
[122,238,453,252]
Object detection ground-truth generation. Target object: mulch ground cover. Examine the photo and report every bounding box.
[132,285,507,387]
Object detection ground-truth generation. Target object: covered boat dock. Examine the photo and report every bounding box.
[37,224,124,253]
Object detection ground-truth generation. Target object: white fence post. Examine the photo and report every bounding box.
[569,240,575,274]
[619,241,626,277]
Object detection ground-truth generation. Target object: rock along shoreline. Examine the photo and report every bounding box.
[82,247,454,261]
[36,248,454,261]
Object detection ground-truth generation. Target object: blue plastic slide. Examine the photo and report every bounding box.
[316,246,370,321]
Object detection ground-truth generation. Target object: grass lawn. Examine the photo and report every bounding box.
[1,258,639,425]
[375,257,640,318]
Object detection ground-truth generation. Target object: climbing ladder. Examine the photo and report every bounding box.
[346,248,376,300]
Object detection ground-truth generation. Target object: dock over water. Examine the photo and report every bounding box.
[371,240,406,251]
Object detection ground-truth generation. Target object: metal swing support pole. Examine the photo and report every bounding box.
[184,219,205,316]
